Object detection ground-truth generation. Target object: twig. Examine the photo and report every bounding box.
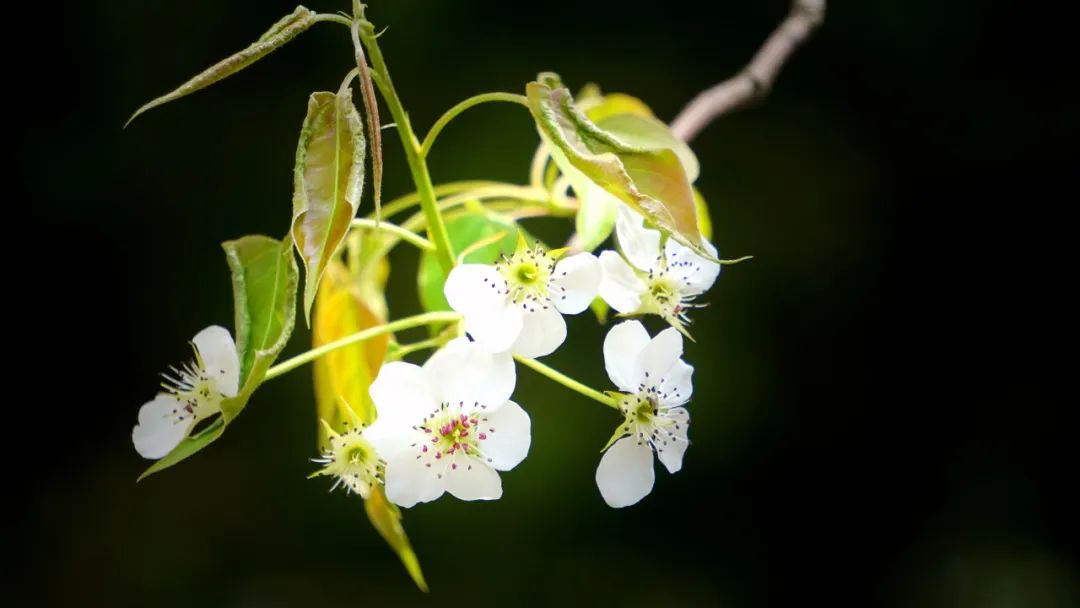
[669,0,825,142]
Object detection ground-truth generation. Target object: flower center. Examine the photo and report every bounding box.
[642,269,691,324]
[162,360,222,424]
[413,402,497,475]
[498,245,555,310]
[617,391,681,454]
[313,426,382,497]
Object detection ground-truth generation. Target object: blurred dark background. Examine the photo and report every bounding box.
[14,0,1075,606]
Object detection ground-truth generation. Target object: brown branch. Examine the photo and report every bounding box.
[669,0,825,142]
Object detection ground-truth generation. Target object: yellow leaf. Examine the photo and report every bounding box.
[365,486,428,592]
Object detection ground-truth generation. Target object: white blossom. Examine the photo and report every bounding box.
[310,419,382,498]
[444,241,600,357]
[132,325,240,459]
[598,205,720,332]
[365,338,530,508]
[595,320,693,508]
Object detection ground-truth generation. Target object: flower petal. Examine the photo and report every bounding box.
[425,339,516,410]
[635,327,684,384]
[657,407,690,474]
[665,238,720,297]
[192,325,240,397]
[603,320,650,392]
[444,264,506,316]
[510,305,566,358]
[615,204,661,272]
[598,250,645,314]
[465,300,523,355]
[383,449,446,508]
[445,457,503,501]
[550,253,601,314]
[661,360,694,407]
[479,400,531,471]
[132,395,193,459]
[369,362,438,429]
[595,436,655,508]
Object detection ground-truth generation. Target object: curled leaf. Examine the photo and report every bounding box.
[292,90,367,323]
[126,6,317,126]
[527,74,710,258]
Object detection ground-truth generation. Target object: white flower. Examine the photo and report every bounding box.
[444,241,600,357]
[310,419,382,499]
[598,205,720,332]
[132,325,240,459]
[365,338,530,508]
[595,320,693,508]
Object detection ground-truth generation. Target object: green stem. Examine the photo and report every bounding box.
[392,335,449,359]
[420,92,528,158]
[514,355,618,409]
[352,8,455,272]
[371,180,530,220]
[313,13,353,27]
[264,311,461,381]
[350,218,434,251]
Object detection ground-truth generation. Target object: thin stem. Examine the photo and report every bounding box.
[392,336,448,359]
[529,143,550,190]
[350,218,434,251]
[669,0,825,142]
[313,13,353,27]
[372,180,532,220]
[514,355,618,409]
[420,92,528,158]
[353,7,456,272]
[264,311,461,381]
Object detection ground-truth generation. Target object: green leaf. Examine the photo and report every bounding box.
[221,235,299,421]
[125,6,317,126]
[599,113,699,183]
[417,212,523,312]
[138,235,298,481]
[365,486,428,592]
[292,90,367,324]
[527,74,709,258]
[137,418,225,482]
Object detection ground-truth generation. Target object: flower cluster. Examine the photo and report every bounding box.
[313,203,717,509]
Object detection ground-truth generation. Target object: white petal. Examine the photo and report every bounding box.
[550,253,601,314]
[445,457,503,501]
[192,325,240,397]
[598,250,645,314]
[464,300,523,354]
[425,339,516,410]
[615,204,661,272]
[603,320,650,392]
[636,327,684,384]
[510,305,566,358]
[664,238,720,297]
[661,360,694,407]
[444,264,506,315]
[595,436,655,508]
[382,450,446,508]
[657,407,690,474]
[132,395,193,459]
[369,362,438,429]
[479,400,531,471]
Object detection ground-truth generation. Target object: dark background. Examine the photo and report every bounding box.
[15,0,1075,606]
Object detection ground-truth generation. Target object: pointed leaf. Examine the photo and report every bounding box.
[292,90,367,323]
[137,418,225,481]
[417,211,526,312]
[527,74,709,258]
[365,486,428,592]
[126,6,317,126]
[313,261,388,450]
[221,235,299,421]
[139,235,297,480]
